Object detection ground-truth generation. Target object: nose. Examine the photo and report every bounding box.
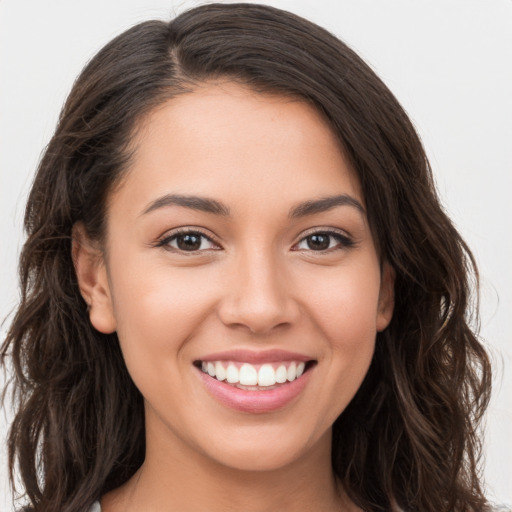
[217,249,300,335]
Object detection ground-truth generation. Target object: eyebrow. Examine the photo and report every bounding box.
[289,194,365,218]
[141,194,231,217]
[140,193,365,218]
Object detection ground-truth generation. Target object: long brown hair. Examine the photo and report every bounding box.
[1,3,491,511]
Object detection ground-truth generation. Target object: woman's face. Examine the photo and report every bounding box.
[80,82,394,472]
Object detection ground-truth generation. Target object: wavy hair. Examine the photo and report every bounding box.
[1,3,491,511]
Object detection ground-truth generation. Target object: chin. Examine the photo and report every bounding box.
[208,447,305,473]
[197,426,329,473]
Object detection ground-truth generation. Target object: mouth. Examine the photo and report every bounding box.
[193,359,317,391]
[193,349,317,412]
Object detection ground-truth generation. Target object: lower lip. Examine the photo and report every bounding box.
[196,365,313,413]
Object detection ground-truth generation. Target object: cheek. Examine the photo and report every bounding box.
[301,260,382,343]
[107,258,219,377]
[298,260,381,399]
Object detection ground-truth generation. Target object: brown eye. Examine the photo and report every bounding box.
[159,230,218,252]
[306,234,330,250]
[294,231,354,252]
[176,233,203,251]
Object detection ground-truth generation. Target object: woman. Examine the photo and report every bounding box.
[1,3,494,511]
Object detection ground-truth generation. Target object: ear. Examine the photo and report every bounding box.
[376,262,395,332]
[72,222,117,334]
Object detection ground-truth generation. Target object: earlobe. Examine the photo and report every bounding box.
[72,222,117,334]
[376,262,395,332]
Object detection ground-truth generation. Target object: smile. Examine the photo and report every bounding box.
[194,355,316,413]
[198,360,307,388]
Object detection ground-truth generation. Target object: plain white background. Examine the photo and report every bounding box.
[1,0,511,509]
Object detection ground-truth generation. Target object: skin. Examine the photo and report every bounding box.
[74,81,394,512]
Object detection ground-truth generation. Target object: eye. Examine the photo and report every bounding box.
[294,231,354,252]
[158,230,220,252]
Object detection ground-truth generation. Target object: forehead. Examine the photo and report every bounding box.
[111,81,363,215]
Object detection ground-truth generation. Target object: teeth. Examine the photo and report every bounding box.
[258,364,276,387]
[226,364,239,384]
[199,360,309,387]
[287,362,297,382]
[239,363,258,385]
[275,365,287,383]
[215,361,226,381]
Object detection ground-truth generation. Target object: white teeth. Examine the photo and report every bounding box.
[199,360,310,387]
[287,362,297,382]
[226,364,239,384]
[275,365,287,383]
[215,361,226,381]
[239,363,258,386]
[258,364,276,387]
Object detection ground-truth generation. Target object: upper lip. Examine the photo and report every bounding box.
[196,349,315,364]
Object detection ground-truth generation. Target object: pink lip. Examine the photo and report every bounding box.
[196,349,313,364]
[195,363,314,414]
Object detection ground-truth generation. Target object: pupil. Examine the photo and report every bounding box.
[177,234,201,251]
[307,234,329,250]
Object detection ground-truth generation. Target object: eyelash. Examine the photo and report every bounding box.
[155,228,355,254]
[156,228,220,253]
[292,229,355,252]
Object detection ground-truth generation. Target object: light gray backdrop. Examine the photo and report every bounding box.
[1,0,511,509]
